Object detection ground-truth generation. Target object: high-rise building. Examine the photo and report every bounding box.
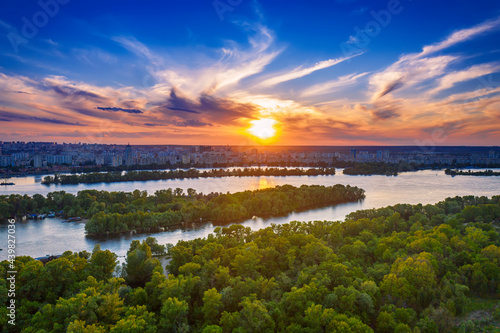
[111,155,123,167]
[124,144,133,166]
[350,148,357,159]
[33,155,43,168]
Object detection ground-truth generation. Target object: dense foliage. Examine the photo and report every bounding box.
[85,184,364,235]
[445,169,500,176]
[41,168,336,185]
[0,185,365,236]
[1,195,499,332]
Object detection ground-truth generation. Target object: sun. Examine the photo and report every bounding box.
[247,118,279,141]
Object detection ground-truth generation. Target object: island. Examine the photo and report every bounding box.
[445,168,500,176]
[0,184,365,236]
[40,167,336,185]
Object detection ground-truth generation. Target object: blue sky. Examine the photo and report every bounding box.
[0,0,499,145]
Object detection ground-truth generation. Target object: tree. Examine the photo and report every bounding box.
[159,297,189,333]
[109,306,157,333]
[202,288,223,326]
[90,244,118,280]
[67,320,106,333]
[124,240,161,287]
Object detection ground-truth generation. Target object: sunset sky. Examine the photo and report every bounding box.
[1,0,499,146]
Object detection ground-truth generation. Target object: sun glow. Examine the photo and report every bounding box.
[247,118,278,141]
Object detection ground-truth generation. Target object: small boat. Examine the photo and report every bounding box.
[64,217,82,222]
[0,176,14,186]
[47,212,55,218]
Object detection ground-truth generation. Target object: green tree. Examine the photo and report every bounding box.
[159,297,189,333]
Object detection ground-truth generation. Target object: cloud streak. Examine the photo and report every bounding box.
[301,72,369,97]
[369,17,500,101]
[96,107,143,114]
[258,52,364,88]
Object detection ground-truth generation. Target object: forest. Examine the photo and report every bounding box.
[1,195,499,332]
[40,168,336,185]
[0,184,365,236]
[445,169,500,177]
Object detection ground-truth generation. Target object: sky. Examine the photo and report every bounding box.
[0,0,499,146]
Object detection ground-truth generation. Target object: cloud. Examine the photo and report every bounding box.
[140,23,280,98]
[422,120,466,135]
[0,110,86,126]
[96,107,143,114]
[258,52,364,87]
[301,72,369,97]
[369,17,500,100]
[372,109,400,120]
[167,107,200,114]
[427,63,500,96]
[144,119,213,127]
[376,78,404,99]
[153,88,259,125]
[113,36,163,66]
[42,77,106,102]
[446,86,500,103]
[417,17,500,58]
[370,55,457,100]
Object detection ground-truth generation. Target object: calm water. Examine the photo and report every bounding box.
[1,169,499,261]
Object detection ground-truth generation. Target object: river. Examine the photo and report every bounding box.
[1,168,499,261]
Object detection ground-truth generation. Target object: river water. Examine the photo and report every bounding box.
[1,169,499,261]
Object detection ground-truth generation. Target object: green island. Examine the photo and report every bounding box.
[0,185,365,236]
[445,169,500,176]
[41,167,336,185]
[342,162,423,176]
[1,195,499,332]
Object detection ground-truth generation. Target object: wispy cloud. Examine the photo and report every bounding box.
[369,17,500,100]
[417,17,500,58]
[301,72,369,97]
[0,110,86,126]
[96,107,143,114]
[258,52,364,88]
[427,63,500,96]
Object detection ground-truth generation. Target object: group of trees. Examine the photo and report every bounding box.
[342,162,423,176]
[85,184,365,235]
[445,169,500,177]
[41,168,336,185]
[1,195,499,332]
[0,185,365,236]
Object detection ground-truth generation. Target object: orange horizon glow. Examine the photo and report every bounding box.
[246,118,280,144]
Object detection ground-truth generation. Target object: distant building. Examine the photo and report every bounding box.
[45,154,72,165]
[350,148,357,159]
[182,154,191,164]
[0,155,13,167]
[111,155,122,167]
[33,155,43,168]
[124,144,133,166]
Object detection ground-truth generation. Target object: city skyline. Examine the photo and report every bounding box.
[1,1,500,145]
